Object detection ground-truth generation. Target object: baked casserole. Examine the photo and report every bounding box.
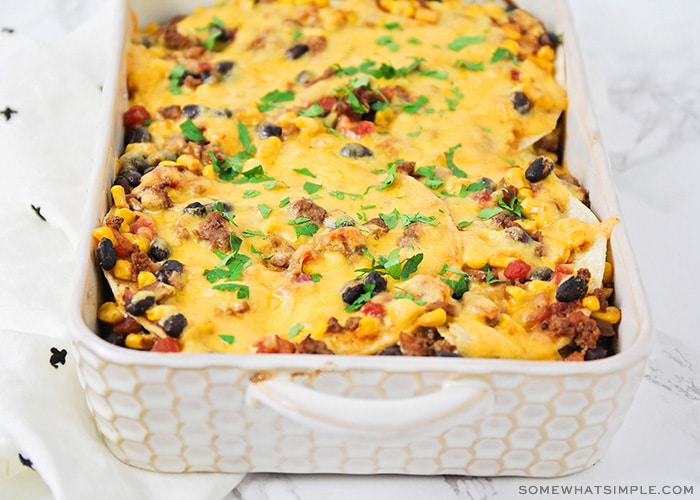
[93,0,620,360]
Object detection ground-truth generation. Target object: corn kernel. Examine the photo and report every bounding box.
[417,308,447,327]
[92,226,116,244]
[157,160,178,167]
[592,306,621,324]
[489,254,513,269]
[464,239,491,269]
[603,262,613,284]
[146,304,175,322]
[97,302,124,323]
[257,136,282,164]
[504,166,527,189]
[482,2,506,20]
[464,4,482,17]
[138,271,157,289]
[123,233,150,253]
[503,27,522,40]
[374,107,395,128]
[414,7,439,23]
[110,185,127,208]
[125,333,155,350]
[537,45,555,62]
[517,187,534,200]
[113,259,133,280]
[356,315,379,338]
[176,154,201,171]
[582,295,600,312]
[505,285,528,302]
[114,208,135,224]
[501,39,520,57]
[202,163,217,179]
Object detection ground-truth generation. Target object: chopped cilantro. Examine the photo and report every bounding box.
[384,22,403,30]
[279,196,290,208]
[299,102,325,117]
[345,283,375,312]
[448,35,486,51]
[375,35,399,52]
[401,95,429,114]
[204,235,252,298]
[457,220,472,228]
[242,229,266,238]
[257,203,272,219]
[243,189,261,198]
[491,47,519,64]
[293,167,316,178]
[377,159,401,190]
[407,37,422,45]
[303,181,322,195]
[180,119,205,142]
[444,144,467,178]
[169,64,186,95]
[455,59,484,71]
[394,288,427,306]
[213,283,250,298]
[288,323,304,339]
[219,334,235,344]
[257,89,295,112]
[419,68,449,80]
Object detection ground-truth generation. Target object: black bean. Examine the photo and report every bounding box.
[285,43,309,60]
[162,313,187,338]
[124,126,151,145]
[119,152,151,173]
[214,60,235,75]
[473,177,496,193]
[125,292,156,316]
[538,31,560,48]
[149,237,171,262]
[182,104,203,118]
[184,201,207,217]
[504,226,533,243]
[120,167,142,188]
[530,266,553,281]
[377,344,403,356]
[341,281,366,305]
[205,201,233,213]
[525,155,555,183]
[256,121,282,139]
[363,271,387,294]
[213,108,233,118]
[340,143,373,158]
[511,91,531,114]
[584,346,607,361]
[112,175,130,193]
[556,275,588,302]
[97,238,117,270]
[296,70,315,84]
[156,259,184,285]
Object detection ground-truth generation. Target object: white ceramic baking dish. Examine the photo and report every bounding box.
[69,0,654,477]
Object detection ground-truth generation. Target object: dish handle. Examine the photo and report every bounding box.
[245,373,493,440]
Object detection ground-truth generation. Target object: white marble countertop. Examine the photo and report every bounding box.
[228,0,700,498]
[0,0,697,498]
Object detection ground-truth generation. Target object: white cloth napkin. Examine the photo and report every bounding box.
[0,1,245,497]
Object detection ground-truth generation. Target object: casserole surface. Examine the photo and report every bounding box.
[95,0,620,361]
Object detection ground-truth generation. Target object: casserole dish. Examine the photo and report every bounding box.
[70,0,653,476]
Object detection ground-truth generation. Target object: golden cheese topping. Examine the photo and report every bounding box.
[94,0,619,360]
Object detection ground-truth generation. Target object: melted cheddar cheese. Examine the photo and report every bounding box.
[95,0,618,360]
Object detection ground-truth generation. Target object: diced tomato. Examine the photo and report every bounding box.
[152,336,180,352]
[552,264,574,284]
[510,69,521,81]
[360,301,385,317]
[318,96,337,113]
[504,259,531,280]
[336,115,376,138]
[123,105,150,129]
[130,215,156,241]
[350,121,376,137]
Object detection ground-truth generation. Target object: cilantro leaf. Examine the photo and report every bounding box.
[448,35,486,51]
[400,253,423,280]
[345,283,376,312]
[375,35,399,52]
[455,59,484,71]
[444,144,467,178]
[491,47,519,64]
[377,159,401,190]
[180,118,205,142]
[257,203,272,219]
[219,334,235,344]
[258,89,295,112]
[169,64,186,95]
[299,102,325,117]
[288,323,304,339]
